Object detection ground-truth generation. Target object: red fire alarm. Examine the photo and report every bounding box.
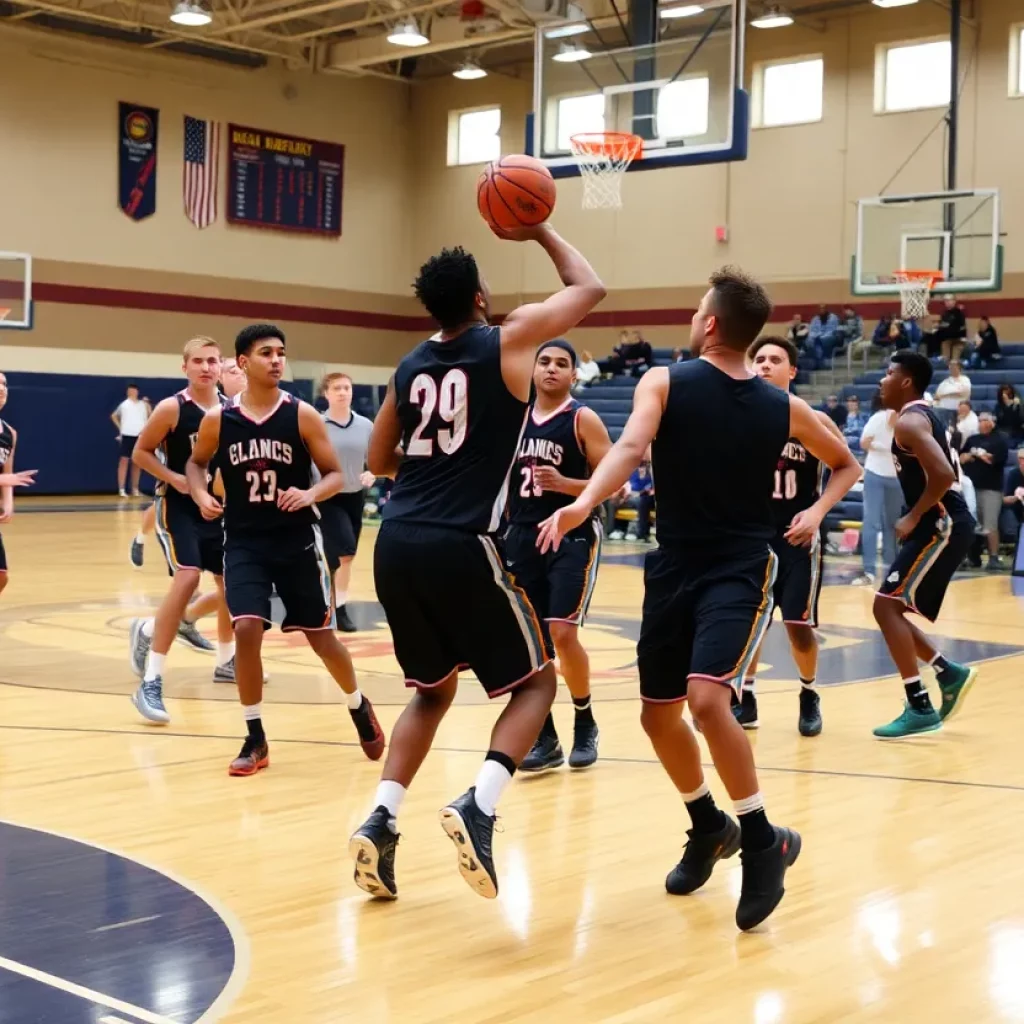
[715,225,729,243]
[461,0,485,17]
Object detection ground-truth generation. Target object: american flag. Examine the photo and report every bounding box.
[183,115,220,229]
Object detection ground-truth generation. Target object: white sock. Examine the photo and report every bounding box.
[134,533,146,545]
[742,677,756,693]
[734,792,765,816]
[473,759,513,816]
[216,641,235,667]
[345,689,364,710]
[682,780,710,803]
[374,781,406,826]
[243,702,262,721]
[144,652,166,682]
[336,590,349,608]
[928,652,943,666]
[800,676,816,690]
[141,618,155,639]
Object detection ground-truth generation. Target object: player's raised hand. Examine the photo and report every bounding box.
[0,469,37,488]
[486,221,551,243]
[196,492,223,521]
[784,508,822,548]
[277,486,314,512]
[537,499,589,553]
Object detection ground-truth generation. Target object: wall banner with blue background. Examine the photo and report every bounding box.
[118,102,159,221]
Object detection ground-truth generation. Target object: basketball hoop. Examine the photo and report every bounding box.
[893,270,943,321]
[569,132,644,210]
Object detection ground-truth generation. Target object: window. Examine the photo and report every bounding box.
[555,93,605,152]
[756,57,823,127]
[656,76,710,139]
[878,40,950,113]
[447,107,501,166]
[1012,25,1024,97]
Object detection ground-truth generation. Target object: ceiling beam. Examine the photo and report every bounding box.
[327,24,530,69]
[286,0,453,41]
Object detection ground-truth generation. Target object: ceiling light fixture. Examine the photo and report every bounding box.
[660,3,704,19]
[453,60,487,79]
[871,0,918,7]
[387,19,430,46]
[750,5,793,27]
[552,40,592,62]
[169,0,212,26]
[544,21,590,38]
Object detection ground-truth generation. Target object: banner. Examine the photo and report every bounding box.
[183,115,221,229]
[118,102,159,221]
[226,124,343,236]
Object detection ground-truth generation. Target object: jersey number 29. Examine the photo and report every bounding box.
[407,370,468,457]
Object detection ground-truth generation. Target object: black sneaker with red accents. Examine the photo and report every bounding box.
[229,736,269,777]
[350,695,386,761]
[665,815,741,896]
[735,826,802,931]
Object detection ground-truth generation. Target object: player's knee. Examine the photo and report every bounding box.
[786,624,816,654]
[686,680,729,726]
[305,629,345,659]
[873,594,898,625]
[548,620,578,652]
[341,555,354,566]
[640,700,673,738]
[234,617,263,644]
[520,662,557,703]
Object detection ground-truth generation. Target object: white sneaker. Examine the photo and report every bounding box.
[608,530,625,540]
[850,572,875,587]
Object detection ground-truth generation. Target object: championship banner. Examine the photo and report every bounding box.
[227,123,343,236]
[118,102,159,221]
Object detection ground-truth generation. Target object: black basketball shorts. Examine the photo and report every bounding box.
[876,512,973,622]
[374,521,549,696]
[504,520,602,658]
[637,543,778,703]
[224,523,334,632]
[770,529,824,628]
[0,532,7,574]
[119,435,139,458]
[318,491,365,573]
[154,495,224,576]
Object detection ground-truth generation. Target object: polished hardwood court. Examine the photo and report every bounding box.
[1,504,1023,1023]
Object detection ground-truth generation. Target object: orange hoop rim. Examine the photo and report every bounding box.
[569,132,644,159]
[0,308,10,322]
[893,269,944,287]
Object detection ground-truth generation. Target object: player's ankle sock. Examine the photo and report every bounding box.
[335,590,349,609]
[373,781,405,830]
[928,652,951,674]
[903,676,934,713]
[473,751,515,816]
[682,780,727,834]
[742,677,756,694]
[345,688,364,711]
[734,793,774,852]
[134,533,146,546]
[141,618,155,639]
[539,712,558,741]
[216,641,235,667]
[800,676,816,691]
[572,695,595,725]
[243,704,265,743]
[143,652,165,682]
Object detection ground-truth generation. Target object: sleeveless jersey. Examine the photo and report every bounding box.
[160,389,227,513]
[771,437,823,533]
[652,360,791,550]
[508,398,592,537]
[892,401,971,527]
[218,392,317,533]
[383,324,529,534]
[0,419,13,468]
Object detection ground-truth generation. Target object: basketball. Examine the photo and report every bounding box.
[477,154,556,232]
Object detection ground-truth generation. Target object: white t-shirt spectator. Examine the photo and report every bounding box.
[116,398,149,437]
[955,410,979,447]
[934,372,971,410]
[576,358,600,385]
[860,411,898,478]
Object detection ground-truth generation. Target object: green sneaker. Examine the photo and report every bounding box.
[873,704,942,739]
[937,664,978,722]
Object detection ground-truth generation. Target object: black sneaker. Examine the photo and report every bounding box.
[336,605,358,633]
[519,732,564,773]
[568,716,599,769]
[665,815,741,896]
[798,689,822,737]
[735,826,802,931]
[349,806,399,900]
[438,788,498,899]
[130,538,145,568]
[732,691,759,729]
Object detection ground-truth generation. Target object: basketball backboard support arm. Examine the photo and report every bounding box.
[0,252,33,330]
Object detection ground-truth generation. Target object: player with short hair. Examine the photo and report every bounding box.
[187,324,385,775]
[539,267,856,931]
[741,336,861,735]
[872,350,977,738]
[506,339,611,771]
[349,224,605,902]
[0,372,39,598]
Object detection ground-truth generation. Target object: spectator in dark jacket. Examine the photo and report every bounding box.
[961,412,1008,569]
[996,384,1024,444]
[598,330,652,377]
[809,305,841,363]
[923,295,967,361]
[788,313,810,355]
[967,316,1001,368]
[823,394,847,428]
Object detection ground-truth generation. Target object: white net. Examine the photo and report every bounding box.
[569,133,643,210]
[895,273,940,320]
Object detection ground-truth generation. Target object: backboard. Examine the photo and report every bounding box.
[852,190,1002,296]
[0,252,33,330]
[528,0,748,179]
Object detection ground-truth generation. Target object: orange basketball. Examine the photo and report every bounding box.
[477,154,556,232]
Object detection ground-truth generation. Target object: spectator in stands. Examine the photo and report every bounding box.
[923,295,967,362]
[671,347,685,363]
[598,329,652,377]
[872,314,896,349]
[842,395,869,454]
[960,412,1008,569]
[855,398,900,587]
[606,454,654,540]
[824,394,846,428]
[839,306,863,348]
[901,316,922,351]
[1003,447,1024,525]
[787,313,810,355]
[955,400,980,449]
[965,315,1000,368]
[995,384,1024,445]
[809,304,841,364]
[111,384,150,498]
[934,360,971,426]
[573,349,601,392]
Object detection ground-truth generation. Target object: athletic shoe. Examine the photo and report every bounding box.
[732,690,759,729]
[336,605,358,633]
[131,677,169,724]
[128,617,152,679]
[568,717,599,769]
[873,704,942,739]
[229,736,269,776]
[987,556,1005,571]
[519,732,564,773]
[849,572,874,587]
[212,658,270,685]
[798,689,822,737]
[349,806,399,899]
[438,788,498,899]
[176,619,214,652]
[735,826,802,931]
[129,538,145,568]
[665,815,740,896]
[936,663,978,722]
[350,696,386,761]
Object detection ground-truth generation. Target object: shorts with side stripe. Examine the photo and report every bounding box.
[155,494,223,577]
[637,542,777,703]
[876,512,973,622]
[0,532,7,573]
[771,529,823,627]
[374,520,549,696]
[504,519,602,658]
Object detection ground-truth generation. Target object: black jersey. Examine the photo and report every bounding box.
[508,398,592,536]
[652,360,790,550]
[160,389,226,510]
[0,419,12,468]
[770,437,823,532]
[383,324,528,535]
[892,401,971,527]
[218,392,317,533]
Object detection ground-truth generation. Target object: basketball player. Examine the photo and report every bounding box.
[127,338,236,723]
[538,268,855,931]
[872,351,977,738]
[349,225,605,901]
[186,324,385,776]
[739,336,861,735]
[0,371,39,598]
[317,372,375,633]
[506,340,611,771]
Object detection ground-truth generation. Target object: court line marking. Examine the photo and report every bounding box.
[0,819,251,1024]
[0,955,178,1024]
[93,914,162,933]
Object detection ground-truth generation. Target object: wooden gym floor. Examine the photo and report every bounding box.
[1,503,1023,1023]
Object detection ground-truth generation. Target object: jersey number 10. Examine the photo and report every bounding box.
[773,468,798,501]
[407,370,468,457]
